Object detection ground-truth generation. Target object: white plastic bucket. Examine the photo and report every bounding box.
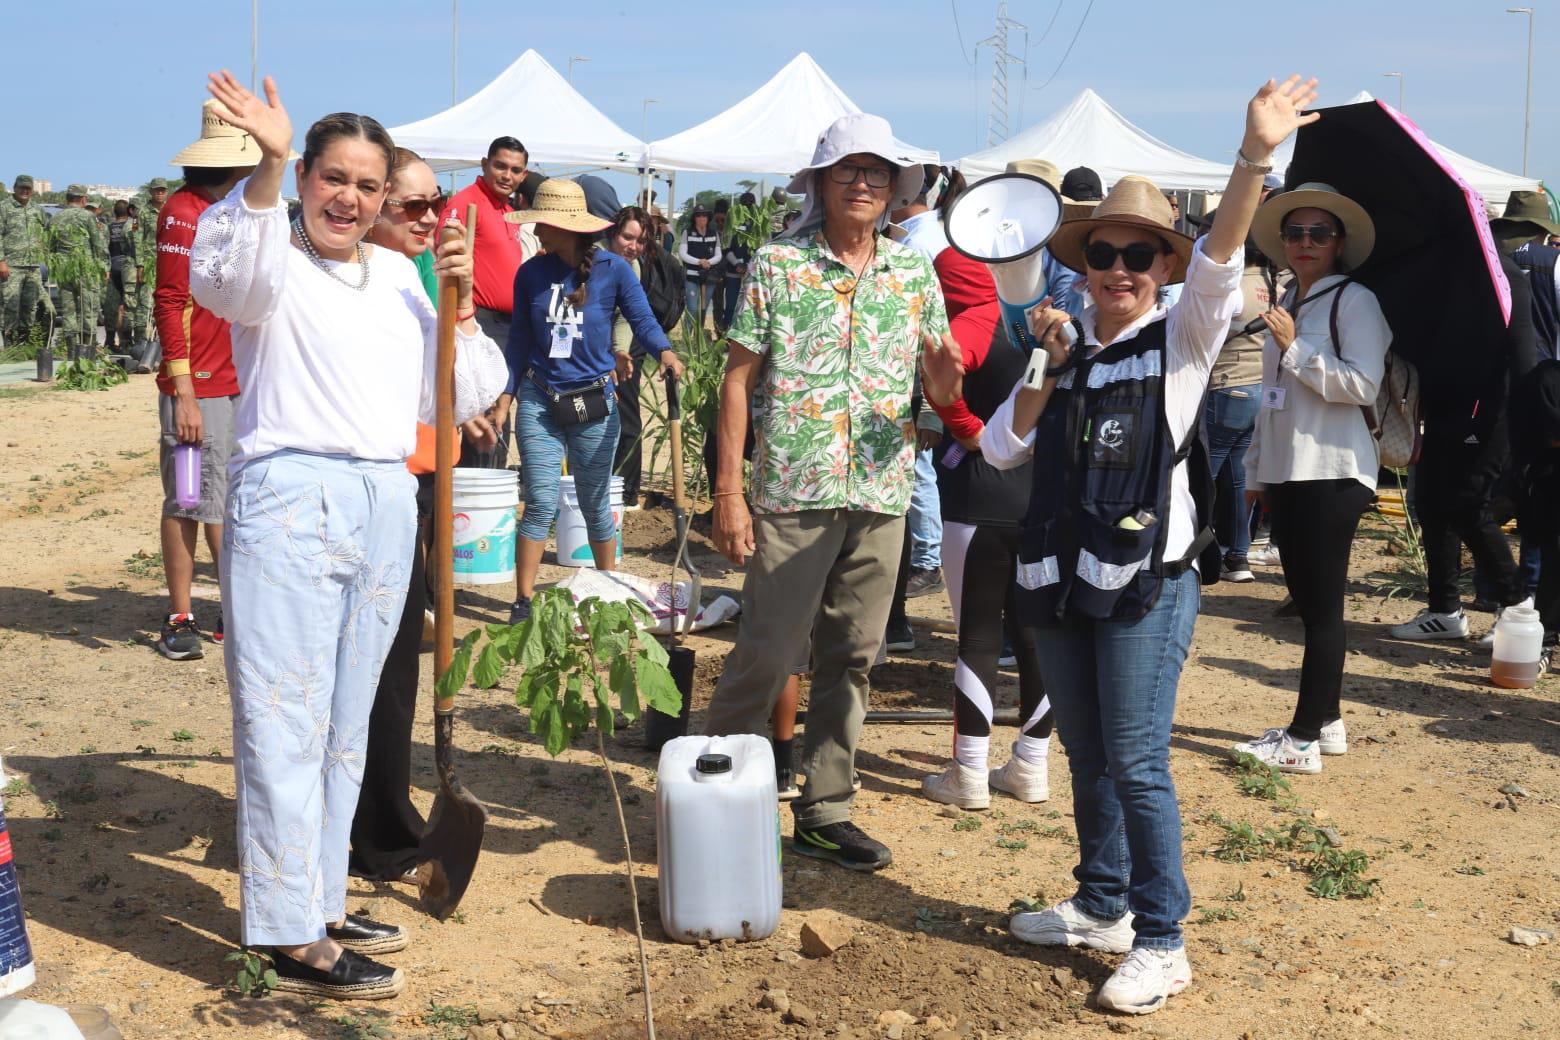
[452,469,519,586]
[555,475,624,567]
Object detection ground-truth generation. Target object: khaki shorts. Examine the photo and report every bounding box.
[158,393,237,524]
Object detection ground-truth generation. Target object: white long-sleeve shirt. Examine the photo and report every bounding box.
[1245,274,1391,491]
[190,181,508,471]
[983,237,1245,560]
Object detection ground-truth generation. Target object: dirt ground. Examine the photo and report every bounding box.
[0,375,1556,1040]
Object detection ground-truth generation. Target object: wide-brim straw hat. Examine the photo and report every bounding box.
[785,112,925,211]
[170,99,295,168]
[1047,175,1196,284]
[505,178,612,234]
[1007,159,1103,221]
[1252,181,1376,271]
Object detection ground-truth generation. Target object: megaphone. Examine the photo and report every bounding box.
[943,172,1075,354]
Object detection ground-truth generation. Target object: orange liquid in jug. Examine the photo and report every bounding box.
[1491,658,1539,689]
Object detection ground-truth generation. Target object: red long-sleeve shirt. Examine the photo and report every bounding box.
[154,186,239,398]
[929,249,1003,441]
[442,177,526,316]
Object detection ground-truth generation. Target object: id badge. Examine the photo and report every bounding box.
[1261,386,1287,411]
[549,322,578,359]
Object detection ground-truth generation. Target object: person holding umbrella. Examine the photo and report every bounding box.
[1233,184,1391,774]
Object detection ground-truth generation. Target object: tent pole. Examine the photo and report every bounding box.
[668,172,678,223]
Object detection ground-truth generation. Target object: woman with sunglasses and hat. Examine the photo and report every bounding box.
[189,72,507,1000]
[923,75,1319,1015]
[503,180,683,623]
[1231,183,1391,776]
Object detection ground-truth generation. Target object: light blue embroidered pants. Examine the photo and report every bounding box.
[221,450,416,947]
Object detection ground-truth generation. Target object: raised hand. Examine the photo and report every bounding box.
[919,329,965,408]
[206,70,293,163]
[1244,75,1320,158]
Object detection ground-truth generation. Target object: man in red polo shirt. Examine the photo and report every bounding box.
[151,102,257,660]
[443,135,529,466]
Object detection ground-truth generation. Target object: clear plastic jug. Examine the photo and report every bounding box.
[1490,605,1544,689]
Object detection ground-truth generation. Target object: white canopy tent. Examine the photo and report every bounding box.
[1271,92,1539,206]
[957,89,1234,192]
[387,49,644,173]
[644,52,937,176]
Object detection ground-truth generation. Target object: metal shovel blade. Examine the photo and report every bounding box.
[418,714,488,920]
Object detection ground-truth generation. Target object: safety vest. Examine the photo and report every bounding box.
[1016,317,1216,624]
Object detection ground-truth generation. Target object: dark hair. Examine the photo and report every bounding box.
[301,112,395,180]
[934,168,968,220]
[610,205,655,257]
[565,232,595,311]
[113,200,130,218]
[487,136,528,161]
[183,165,240,187]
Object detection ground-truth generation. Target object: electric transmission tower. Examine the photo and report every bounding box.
[978,3,1027,146]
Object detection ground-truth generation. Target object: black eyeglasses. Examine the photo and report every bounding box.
[385,194,447,220]
[1083,240,1164,273]
[827,163,894,189]
[1280,223,1340,244]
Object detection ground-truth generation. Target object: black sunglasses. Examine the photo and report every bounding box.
[385,194,447,220]
[827,162,894,189]
[1280,223,1340,244]
[1083,239,1164,273]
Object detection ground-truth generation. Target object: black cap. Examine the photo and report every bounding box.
[1060,166,1104,202]
[695,753,732,775]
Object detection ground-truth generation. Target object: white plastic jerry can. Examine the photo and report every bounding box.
[1490,605,1545,689]
[656,734,782,943]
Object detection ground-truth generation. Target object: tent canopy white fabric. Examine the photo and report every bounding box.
[1271,92,1539,205]
[388,49,644,173]
[645,52,937,175]
[957,89,1234,192]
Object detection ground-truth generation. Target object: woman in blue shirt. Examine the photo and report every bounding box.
[503,179,682,622]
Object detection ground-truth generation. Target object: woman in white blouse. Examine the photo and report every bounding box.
[190,71,506,1000]
[1235,183,1390,776]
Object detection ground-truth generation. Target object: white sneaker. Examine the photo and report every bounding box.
[1389,609,1469,641]
[1231,727,1322,774]
[989,750,1049,802]
[1248,544,1282,567]
[1318,718,1347,755]
[1010,898,1135,954]
[921,761,989,810]
[1097,946,1192,1015]
[1477,599,1533,648]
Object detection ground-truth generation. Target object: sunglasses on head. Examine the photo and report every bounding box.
[827,162,894,189]
[1280,223,1340,244]
[1083,239,1165,273]
[385,194,447,220]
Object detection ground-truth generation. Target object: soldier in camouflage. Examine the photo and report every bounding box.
[0,174,55,365]
[51,185,108,363]
[131,177,168,355]
[102,199,139,355]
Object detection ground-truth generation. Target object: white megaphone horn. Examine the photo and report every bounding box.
[943,172,1075,354]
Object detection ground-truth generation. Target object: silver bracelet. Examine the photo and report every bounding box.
[1235,149,1274,173]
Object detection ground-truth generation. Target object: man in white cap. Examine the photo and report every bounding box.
[705,113,952,872]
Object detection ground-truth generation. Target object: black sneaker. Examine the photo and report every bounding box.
[792,820,892,872]
[1223,554,1255,583]
[885,618,916,652]
[326,913,408,956]
[268,947,404,1001]
[905,566,945,599]
[156,614,204,660]
[998,638,1017,668]
[777,767,800,801]
[508,597,532,625]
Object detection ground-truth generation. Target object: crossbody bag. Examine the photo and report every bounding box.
[527,369,612,427]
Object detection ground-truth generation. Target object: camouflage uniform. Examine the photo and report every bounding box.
[0,174,54,344]
[102,212,139,351]
[131,179,167,340]
[50,187,107,362]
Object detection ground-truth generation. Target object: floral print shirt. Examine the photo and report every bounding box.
[727,232,950,516]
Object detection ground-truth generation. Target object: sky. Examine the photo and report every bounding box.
[1,0,1551,204]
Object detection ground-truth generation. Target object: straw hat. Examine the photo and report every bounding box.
[170,99,293,168]
[1252,181,1376,271]
[505,178,611,234]
[1005,158,1062,193]
[1047,175,1196,283]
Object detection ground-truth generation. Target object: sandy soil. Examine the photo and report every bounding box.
[0,376,1555,1040]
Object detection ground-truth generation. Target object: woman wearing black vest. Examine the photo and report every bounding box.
[677,204,722,326]
[923,76,1317,1016]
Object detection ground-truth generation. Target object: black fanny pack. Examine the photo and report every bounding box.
[528,369,611,426]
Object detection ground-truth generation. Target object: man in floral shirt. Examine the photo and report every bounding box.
[705,113,951,872]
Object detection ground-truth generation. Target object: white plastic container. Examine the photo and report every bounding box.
[0,1000,85,1039]
[656,735,781,944]
[452,469,519,586]
[555,475,624,567]
[1490,605,1544,689]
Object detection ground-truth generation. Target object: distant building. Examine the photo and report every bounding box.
[82,184,137,201]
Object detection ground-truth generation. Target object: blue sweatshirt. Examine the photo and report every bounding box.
[504,249,673,395]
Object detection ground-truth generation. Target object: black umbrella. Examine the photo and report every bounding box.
[1283,100,1512,395]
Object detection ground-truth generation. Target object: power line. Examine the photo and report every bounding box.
[1029,1,1065,50]
[1031,0,1094,94]
[950,0,976,66]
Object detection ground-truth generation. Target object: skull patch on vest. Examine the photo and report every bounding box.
[1089,410,1138,469]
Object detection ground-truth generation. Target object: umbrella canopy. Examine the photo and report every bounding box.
[1283,99,1511,396]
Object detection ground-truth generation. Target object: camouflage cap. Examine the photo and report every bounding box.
[66,183,89,198]
[146,177,169,190]
[13,174,33,188]
[88,196,107,209]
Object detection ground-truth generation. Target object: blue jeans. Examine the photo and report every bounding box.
[1476,539,1542,601]
[1204,385,1260,558]
[685,280,714,325]
[1029,570,1200,950]
[908,447,942,570]
[717,277,742,329]
[516,380,621,543]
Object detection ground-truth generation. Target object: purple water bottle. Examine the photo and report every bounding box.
[173,444,201,510]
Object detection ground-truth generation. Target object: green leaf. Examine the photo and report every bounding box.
[638,632,669,667]
[473,641,506,689]
[435,629,481,702]
[517,616,545,669]
[537,701,567,757]
[596,700,616,734]
[609,656,640,720]
[636,656,683,716]
[261,968,278,991]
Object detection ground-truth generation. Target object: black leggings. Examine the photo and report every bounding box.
[942,522,1052,741]
[1416,423,1524,614]
[1267,478,1372,742]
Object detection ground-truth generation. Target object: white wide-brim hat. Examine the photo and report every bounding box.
[1252,181,1376,271]
[785,113,925,211]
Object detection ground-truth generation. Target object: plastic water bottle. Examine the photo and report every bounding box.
[172,445,201,511]
[1490,605,1544,689]
[656,735,781,944]
[0,1000,87,1039]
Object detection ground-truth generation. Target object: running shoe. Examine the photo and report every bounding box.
[921,761,990,810]
[1388,609,1469,642]
[906,566,945,599]
[792,820,892,872]
[1010,898,1135,953]
[1231,727,1321,774]
[1222,553,1255,583]
[156,613,203,661]
[1097,946,1192,1015]
[885,618,916,652]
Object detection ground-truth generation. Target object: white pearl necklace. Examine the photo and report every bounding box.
[292,216,370,291]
